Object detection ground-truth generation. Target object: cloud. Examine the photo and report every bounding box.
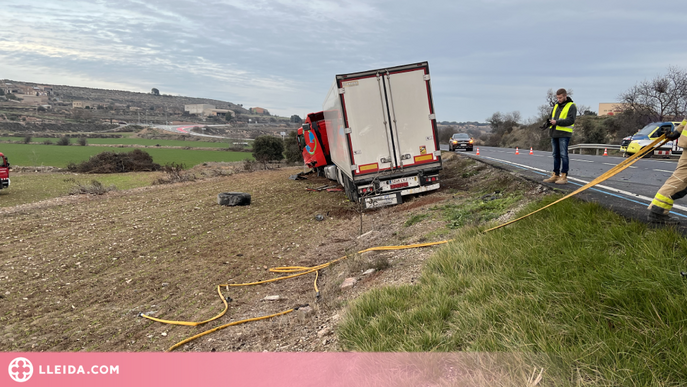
[2,0,687,120]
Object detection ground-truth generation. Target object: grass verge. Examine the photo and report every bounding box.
[339,196,687,385]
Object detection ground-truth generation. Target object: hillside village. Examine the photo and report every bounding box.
[1,79,294,128]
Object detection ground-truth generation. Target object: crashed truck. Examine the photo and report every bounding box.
[297,62,442,209]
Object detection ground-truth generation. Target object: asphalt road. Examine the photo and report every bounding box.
[443,145,687,230]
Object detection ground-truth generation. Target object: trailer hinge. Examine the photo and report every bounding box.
[344,127,352,134]
[338,88,345,95]
[428,114,436,120]
[350,165,357,171]
[433,150,442,156]
[423,74,431,81]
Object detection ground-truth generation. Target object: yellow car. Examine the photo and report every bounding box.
[620,121,682,156]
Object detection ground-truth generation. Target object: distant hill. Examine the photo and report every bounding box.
[2,79,250,114]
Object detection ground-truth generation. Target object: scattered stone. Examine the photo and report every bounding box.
[362,268,376,275]
[161,283,169,287]
[217,192,251,206]
[317,327,331,338]
[297,306,315,322]
[314,214,325,221]
[357,230,373,239]
[340,277,357,290]
[161,332,167,337]
[263,295,281,301]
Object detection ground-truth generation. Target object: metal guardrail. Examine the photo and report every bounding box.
[568,144,620,155]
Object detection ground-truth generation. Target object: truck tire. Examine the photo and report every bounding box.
[343,176,359,203]
[217,192,251,206]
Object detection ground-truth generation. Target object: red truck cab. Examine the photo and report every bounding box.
[0,152,10,190]
[297,111,331,170]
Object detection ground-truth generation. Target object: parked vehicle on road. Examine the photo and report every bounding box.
[308,62,442,209]
[449,133,474,151]
[620,121,683,157]
[0,152,10,190]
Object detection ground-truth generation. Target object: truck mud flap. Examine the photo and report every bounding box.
[364,192,402,209]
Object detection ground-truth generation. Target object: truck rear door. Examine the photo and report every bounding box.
[339,62,439,177]
[382,67,439,168]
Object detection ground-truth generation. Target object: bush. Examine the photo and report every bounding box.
[56,136,70,146]
[67,149,161,173]
[252,135,284,169]
[23,135,31,144]
[283,130,303,164]
[69,180,116,195]
[77,137,88,146]
[153,162,197,185]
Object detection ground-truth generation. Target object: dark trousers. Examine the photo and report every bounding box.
[551,137,570,175]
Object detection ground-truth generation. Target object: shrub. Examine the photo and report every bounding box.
[77,137,88,146]
[23,135,32,144]
[284,130,303,164]
[56,136,70,146]
[252,135,284,169]
[67,149,161,173]
[69,180,116,195]
[243,158,257,171]
[153,162,197,185]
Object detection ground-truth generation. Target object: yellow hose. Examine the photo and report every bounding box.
[140,285,229,326]
[149,241,448,351]
[166,309,294,352]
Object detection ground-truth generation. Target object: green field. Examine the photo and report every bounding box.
[0,143,252,168]
[0,136,253,149]
[0,172,160,207]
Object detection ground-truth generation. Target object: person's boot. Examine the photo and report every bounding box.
[647,206,680,225]
[555,173,568,184]
[543,172,559,183]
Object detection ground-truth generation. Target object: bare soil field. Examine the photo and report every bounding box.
[0,153,548,352]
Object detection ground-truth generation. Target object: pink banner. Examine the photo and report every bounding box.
[3,352,546,386]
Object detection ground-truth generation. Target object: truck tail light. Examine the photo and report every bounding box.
[422,175,439,184]
[359,186,374,195]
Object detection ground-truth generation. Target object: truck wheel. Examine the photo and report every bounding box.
[217,192,251,206]
[343,176,359,203]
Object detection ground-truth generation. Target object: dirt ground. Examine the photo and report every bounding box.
[0,153,548,352]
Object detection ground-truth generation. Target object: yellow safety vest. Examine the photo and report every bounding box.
[550,102,575,133]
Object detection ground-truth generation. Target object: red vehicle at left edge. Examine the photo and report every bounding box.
[0,152,10,190]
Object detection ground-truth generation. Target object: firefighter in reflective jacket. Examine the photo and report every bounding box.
[648,120,687,224]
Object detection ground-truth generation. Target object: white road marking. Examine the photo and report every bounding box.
[572,159,594,163]
[654,169,674,173]
[480,155,687,212]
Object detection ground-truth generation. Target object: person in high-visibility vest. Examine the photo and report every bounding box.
[542,89,576,185]
[648,120,687,224]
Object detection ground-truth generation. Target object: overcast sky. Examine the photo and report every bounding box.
[2,0,686,122]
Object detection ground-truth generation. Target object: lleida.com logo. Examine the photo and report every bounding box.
[8,357,120,382]
[8,357,33,383]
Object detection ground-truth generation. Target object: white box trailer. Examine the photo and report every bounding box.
[322,62,442,209]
